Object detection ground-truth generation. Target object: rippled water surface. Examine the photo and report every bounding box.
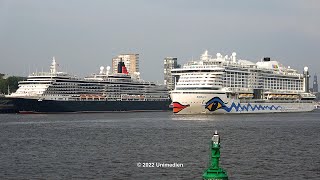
[1,110,320,179]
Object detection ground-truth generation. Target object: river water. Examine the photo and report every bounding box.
[1,110,320,179]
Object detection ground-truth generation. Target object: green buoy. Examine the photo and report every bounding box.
[202,130,228,180]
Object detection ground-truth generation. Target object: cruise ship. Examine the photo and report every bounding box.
[170,51,316,114]
[6,57,170,113]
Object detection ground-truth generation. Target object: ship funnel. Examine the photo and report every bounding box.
[122,64,128,74]
[117,58,123,73]
[117,58,128,74]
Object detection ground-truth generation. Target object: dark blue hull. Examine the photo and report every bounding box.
[0,97,18,113]
[9,98,171,113]
[0,105,18,113]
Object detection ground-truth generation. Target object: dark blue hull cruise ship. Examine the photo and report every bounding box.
[7,57,170,113]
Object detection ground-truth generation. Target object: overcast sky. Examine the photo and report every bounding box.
[0,0,319,82]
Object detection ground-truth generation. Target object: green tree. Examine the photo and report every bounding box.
[0,75,26,94]
[0,78,8,94]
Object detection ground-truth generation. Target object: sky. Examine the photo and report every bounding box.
[0,0,320,83]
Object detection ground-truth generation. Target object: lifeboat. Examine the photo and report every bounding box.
[238,94,246,98]
[247,94,254,98]
[268,94,274,98]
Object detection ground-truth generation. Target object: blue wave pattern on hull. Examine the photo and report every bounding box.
[205,97,281,112]
[225,103,281,112]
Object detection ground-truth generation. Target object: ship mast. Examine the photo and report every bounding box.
[50,57,58,74]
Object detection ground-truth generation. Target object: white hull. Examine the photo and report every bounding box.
[171,93,315,114]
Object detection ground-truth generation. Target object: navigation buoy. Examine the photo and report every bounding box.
[202,130,228,180]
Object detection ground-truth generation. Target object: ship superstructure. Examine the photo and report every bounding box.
[170,51,316,114]
[7,57,170,113]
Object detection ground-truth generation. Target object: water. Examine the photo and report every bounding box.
[0,111,320,180]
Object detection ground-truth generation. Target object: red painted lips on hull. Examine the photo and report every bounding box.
[172,102,189,113]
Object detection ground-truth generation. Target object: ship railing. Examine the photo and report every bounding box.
[29,72,72,77]
[264,90,304,94]
[239,99,314,103]
[225,87,252,92]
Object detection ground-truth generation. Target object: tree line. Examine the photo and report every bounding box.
[0,74,26,94]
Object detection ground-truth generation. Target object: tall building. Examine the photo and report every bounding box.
[313,74,318,93]
[164,57,180,90]
[112,54,139,74]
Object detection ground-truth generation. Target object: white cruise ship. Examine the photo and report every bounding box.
[170,51,316,114]
[6,57,170,113]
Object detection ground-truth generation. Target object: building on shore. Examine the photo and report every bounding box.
[313,74,318,93]
[164,57,180,90]
[112,54,139,75]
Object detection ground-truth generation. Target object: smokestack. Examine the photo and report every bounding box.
[117,58,123,73]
